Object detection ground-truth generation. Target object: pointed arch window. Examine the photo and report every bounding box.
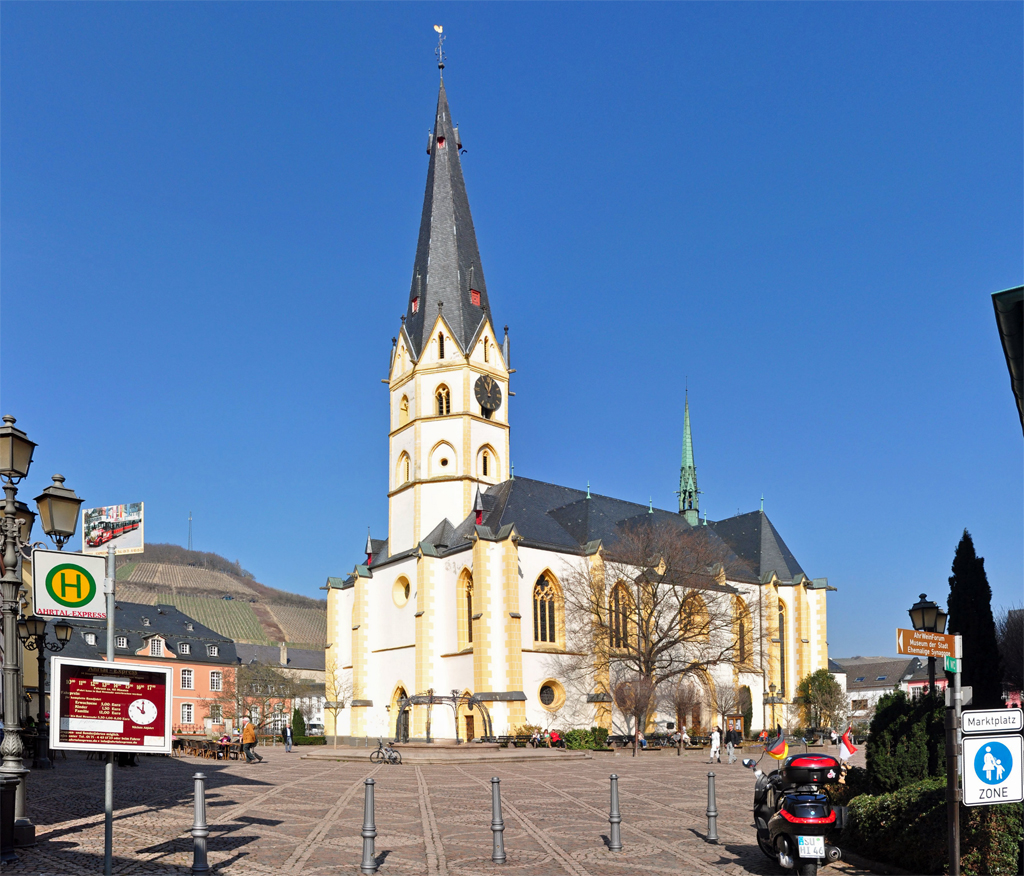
[680,593,711,643]
[483,337,489,363]
[533,575,560,644]
[778,603,787,698]
[609,583,634,650]
[397,452,411,486]
[457,571,474,651]
[438,333,445,359]
[734,596,753,665]
[436,385,451,416]
[399,396,409,426]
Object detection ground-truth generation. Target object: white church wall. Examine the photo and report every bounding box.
[389,490,415,552]
[370,564,416,652]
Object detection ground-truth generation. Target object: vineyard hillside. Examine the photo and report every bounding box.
[114,543,326,649]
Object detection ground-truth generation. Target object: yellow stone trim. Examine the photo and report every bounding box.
[502,538,525,729]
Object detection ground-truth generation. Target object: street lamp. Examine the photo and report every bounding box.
[0,414,82,848]
[16,617,72,768]
[34,475,84,550]
[908,593,948,694]
[763,682,783,728]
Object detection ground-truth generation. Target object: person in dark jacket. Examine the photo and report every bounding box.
[282,723,293,753]
[725,726,742,763]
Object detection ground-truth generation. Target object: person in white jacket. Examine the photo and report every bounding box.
[709,726,722,763]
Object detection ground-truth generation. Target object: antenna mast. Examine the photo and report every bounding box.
[188,511,193,552]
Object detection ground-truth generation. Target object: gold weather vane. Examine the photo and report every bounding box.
[434,25,446,72]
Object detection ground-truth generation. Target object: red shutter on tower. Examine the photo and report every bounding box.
[470,289,481,306]
[412,297,419,313]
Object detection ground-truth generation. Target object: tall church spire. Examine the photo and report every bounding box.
[403,78,491,360]
[678,392,699,525]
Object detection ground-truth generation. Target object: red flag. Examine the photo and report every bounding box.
[839,726,858,762]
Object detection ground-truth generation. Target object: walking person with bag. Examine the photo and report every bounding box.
[241,717,263,764]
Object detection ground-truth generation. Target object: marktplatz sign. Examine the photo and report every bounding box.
[962,708,1023,735]
[962,734,1023,807]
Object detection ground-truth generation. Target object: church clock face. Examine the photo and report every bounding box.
[474,375,502,413]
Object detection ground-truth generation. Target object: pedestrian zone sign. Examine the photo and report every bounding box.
[962,734,1023,807]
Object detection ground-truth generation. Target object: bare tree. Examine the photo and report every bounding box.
[613,675,657,757]
[558,522,765,742]
[712,683,741,728]
[661,679,702,734]
[997,605,1023,693]
[324,655,353,749]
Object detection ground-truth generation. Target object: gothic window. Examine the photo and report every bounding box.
[438,333,445,359]
[734,596,753,665]
[399,396,409,426]
[436,385,451,416]
[778,603,787,698]
[609,583,633,650]
[680,593,710,642]
[482,450,489,476]
[458,572,474,651]
[533,575,559,644]
[483,337,489,362]
[397,452,411,485]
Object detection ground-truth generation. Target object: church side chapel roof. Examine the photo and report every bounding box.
[708,510,805,582]
[402,79,491,361]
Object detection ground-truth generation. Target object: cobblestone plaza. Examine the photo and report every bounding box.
[7,747,881,875]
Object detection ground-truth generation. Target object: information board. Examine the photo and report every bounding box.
[81,502,144,555]
[896,627,961,659]
[50,657,172,754]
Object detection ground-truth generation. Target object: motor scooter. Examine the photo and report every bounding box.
[742,749,848,876]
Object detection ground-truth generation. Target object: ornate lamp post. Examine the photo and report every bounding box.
[0,415,82,846]
[908,593,948,694]
[763,682,783,728]
[16,617,72,768]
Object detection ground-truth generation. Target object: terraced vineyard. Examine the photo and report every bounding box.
[109,546,327,647]
[266,604,328,648]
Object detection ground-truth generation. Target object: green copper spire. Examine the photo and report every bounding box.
[678,392,699,525]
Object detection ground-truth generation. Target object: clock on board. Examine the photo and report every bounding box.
[474,375,502,413]
[128,698,158,726]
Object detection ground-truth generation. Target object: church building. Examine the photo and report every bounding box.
[324,71,833,743]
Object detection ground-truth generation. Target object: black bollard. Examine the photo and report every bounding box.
[191,772,210,875]
[490,777,506,864]
[360,778,378,874]
[608,774,622,851]
[705,771,718,844]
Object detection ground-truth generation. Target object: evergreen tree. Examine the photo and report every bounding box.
[292,707,306,738]
[947,530,1003,709]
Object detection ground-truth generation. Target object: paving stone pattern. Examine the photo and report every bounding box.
[9,746,877,875]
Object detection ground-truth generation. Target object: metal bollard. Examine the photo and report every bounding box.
[191,772,210,875]
[360,778,378,874]
[705,772,718,844]
[490,777,506,864]
[608,774,622,851]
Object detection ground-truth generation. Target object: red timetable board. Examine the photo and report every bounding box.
[50,657,172,754]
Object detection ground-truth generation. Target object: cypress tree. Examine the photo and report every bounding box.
[947,530,1003,709]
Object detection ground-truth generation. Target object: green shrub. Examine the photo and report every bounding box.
[564,729,593,750]
[294,736,325,745]
[590,726,610,749]
[866,689,945,793]
[845,777,1024,876]
[292,708,306,738]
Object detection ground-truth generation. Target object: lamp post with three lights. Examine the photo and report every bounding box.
[16,617,73,769]
[0,415,83,848]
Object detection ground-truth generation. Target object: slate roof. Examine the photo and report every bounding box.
[832,657,919,691]
[363,476,766,586]
[827,658,847,675]
[403,78,492,360]
[235,643,325,672]
[57,602,237,666]
[709,511,805,581]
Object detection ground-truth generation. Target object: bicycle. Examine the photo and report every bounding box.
[369,738,402,765]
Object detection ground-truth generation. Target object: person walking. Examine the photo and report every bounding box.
[241,718,263,763]
[282,723,294,753]
[726,725,741,763]
[709,726,722,763]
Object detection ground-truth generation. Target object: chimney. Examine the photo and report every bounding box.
[279,643,288,666]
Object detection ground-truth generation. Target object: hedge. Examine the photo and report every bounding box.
[844,777,1023,875]
[294,736,325,745]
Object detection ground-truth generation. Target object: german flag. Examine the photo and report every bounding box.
[765,725,788,760]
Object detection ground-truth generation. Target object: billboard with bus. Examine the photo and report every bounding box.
[81,503,144,555]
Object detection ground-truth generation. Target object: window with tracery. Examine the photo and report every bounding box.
[482,449,489,477]
[609,583,633,649]
[778,603,787,698]
[436,385,451,415]
[458,572,474,651]
[533,576,558,644]
[680,593,710,642]
[734,596,753,665]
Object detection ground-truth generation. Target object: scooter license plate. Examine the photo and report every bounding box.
[797,836,825,858]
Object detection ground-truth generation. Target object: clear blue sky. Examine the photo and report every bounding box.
[3,3,1020,658]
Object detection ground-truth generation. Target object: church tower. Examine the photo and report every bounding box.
[678,393,699,525]
[386,77,510,553]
